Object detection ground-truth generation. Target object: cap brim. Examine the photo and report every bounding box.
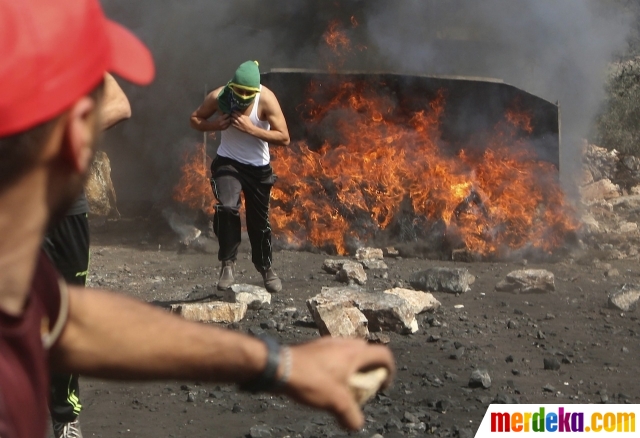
[105,20,155,86]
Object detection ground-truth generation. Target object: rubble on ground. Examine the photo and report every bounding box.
[337,261,367,285]
[170,302,247,323]
[355,247,384,260]
[608,285,640,312]
[409,267,475,294]
[383,288,441,314]
[224,284,271,310]
[307,286,418,334]
[495,269,555,294]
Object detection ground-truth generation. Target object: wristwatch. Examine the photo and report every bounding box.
[239,334,283,393]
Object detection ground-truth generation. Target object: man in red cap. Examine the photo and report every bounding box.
[43,72,132,438]
[0,1,395,438]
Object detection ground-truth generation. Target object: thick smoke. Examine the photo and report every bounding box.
[101,0,629,204]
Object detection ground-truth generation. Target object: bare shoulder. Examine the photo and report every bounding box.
[259,86,283,112]
[209,86,225,102]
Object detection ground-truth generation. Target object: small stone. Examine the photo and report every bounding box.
[186,392,196,402]
[608,286,640,312]
[493,393,514,404]
[605,268,620,278]
[249,425,272,438]
[337,261,367,285]
[170,302,247,324]
[543,384,556,393]
[544,358,561,371]
[367,333,391,344]
[436,400,450,413]
[409,267,475,294]
[355,247,384,260]
[469,369,491,388]
[495,269,555,294]
[507,320,518,329]
[450,347,465,360]
[322,259,347,274]
[385,247,399,257]
[403,412,420,423]
[260,319,277,330]
[225,284,271,310]
[361,259,388,270]
[505,355,515,363]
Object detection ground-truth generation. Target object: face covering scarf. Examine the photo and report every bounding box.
[218,61,261,114]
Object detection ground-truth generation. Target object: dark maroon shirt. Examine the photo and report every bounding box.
[0,252,64,438]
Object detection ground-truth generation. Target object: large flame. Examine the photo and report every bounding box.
[269,81,578,257]
[172,19,577,259]
[173,142,216,216]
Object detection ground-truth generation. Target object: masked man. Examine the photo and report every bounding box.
[190,61,290,293]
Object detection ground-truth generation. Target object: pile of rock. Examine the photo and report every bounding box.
[322,247,390,286]
[580,143,640,236]
[307,286,440,339]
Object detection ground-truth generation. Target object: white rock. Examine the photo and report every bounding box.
[308,287,418,334]
[360,259,388,270]
[323,259,348,274]
[338,261,367,285]
[608,287,640,312]
[355,247,384,260]
[170,302,247,323]
[581,213,600,234]
[313,305,369,338]
[618,222,638,233]
[383,288,441,314]
[224,284,271,310]
[495,269,555,294]
[580,179,621,203]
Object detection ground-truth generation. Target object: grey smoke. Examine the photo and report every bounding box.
[101,0,630,203]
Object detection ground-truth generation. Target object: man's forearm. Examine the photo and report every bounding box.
[50,286,268,383]
[190,117,218,132]
[249,126,290,146]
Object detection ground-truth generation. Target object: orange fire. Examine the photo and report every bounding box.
[173,142,217,216]
[269,81,578,257]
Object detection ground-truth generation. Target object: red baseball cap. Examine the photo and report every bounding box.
[0,0,155,137]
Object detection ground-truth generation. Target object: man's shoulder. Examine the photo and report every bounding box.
[259,86,281,109]
[260,85,276,98]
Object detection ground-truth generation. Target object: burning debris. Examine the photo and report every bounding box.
[261,72,577,261]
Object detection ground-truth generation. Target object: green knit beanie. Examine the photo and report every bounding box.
[230,60,261,91]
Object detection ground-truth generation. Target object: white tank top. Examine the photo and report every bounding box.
[217,86,271,166]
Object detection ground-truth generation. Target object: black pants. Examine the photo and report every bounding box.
[43,214,89,423]
[211,155,276,271]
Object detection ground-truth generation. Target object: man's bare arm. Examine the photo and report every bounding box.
[51,286,395,430]
[100,73,131,130]
[189,87,231,132]
[230,87,290,146]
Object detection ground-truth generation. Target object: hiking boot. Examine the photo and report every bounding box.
[53,419,83,438]
[260,267,282,293]
[217,260,235,290]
